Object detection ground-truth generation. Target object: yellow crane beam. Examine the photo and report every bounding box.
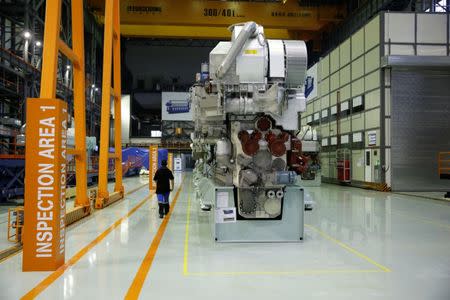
[121,24,316,40]
[89,0,345,39]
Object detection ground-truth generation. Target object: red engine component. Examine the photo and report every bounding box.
[291,138,302,152]
[239,130,262,156]
[256,116,272,132]
[242,139,259,156]
[265,130,290,157]
[238,130,250,143]
[265,131,277,143]
[250,130,262,141]
[269,140,286,157]
[289,153,309,174]
[280,132,290,142]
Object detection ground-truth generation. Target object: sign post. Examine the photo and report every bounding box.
[149,145,158,190]
[22,98,68,271]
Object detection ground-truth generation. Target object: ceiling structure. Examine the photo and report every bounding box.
[87,0,347,43]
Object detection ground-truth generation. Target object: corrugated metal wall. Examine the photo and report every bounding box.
[391,69,450,191]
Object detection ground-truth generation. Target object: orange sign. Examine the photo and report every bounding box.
[22,98,68,271]
[149,145,158,190]
[167,152,173,171]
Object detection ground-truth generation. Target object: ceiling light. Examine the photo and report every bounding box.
[23,31,31,39]
[35,41,42,47]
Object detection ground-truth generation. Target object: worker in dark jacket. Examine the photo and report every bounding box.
[153,159,175,218]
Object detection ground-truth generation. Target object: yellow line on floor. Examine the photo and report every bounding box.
[124,179,185,300]
[305,224,391,273]
[188,269,384,276]
[21,192,155,300]
[183,182,192,275]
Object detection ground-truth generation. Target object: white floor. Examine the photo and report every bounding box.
[0,173,449,299]
[0,177,148,253]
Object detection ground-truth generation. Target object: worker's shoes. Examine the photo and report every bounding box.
[159,214,164,219]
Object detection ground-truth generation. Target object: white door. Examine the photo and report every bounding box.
[365,149,372,182]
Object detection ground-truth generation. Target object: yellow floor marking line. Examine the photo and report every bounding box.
[391,211,450,230]
[21,192,155,300]
[305,224,391,273]
[183,182,192,275]
[183,186,390,276]
[125,178,185,300]
[188,269,384,276]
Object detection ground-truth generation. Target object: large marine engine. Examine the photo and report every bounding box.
[191,21,309,220]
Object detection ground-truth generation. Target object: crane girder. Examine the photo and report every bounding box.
[88,0,345,39]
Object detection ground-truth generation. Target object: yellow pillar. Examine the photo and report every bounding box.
[96,0,123,208]
[149,145,158,190]
[168,152,173,171]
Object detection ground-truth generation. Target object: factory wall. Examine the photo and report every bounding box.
[303,12,450,191]
[303,15,383,186]
[383,12,450,191]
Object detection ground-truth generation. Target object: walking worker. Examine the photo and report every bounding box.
[153,159,175,218]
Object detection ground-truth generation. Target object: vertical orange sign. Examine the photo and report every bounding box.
[149,145,158,190]
[167,152,173,171]
[22,98,68,271]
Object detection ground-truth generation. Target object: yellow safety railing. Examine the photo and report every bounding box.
[8,207,24,243]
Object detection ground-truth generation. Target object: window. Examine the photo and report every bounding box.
[321,109,329,123]
[341,134,349,144]
[351,95,365,113]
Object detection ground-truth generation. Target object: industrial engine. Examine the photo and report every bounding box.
[191,22,311,241]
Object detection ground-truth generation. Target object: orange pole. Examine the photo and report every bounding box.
[39,0,62,98]
[113,0,123,194]
[71,0,89,208]
[96,0,124,207]
[96,0,114,207]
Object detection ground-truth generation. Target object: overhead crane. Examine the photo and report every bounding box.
[88,0,346,41]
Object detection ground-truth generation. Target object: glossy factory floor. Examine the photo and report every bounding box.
[1,173,449,299]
